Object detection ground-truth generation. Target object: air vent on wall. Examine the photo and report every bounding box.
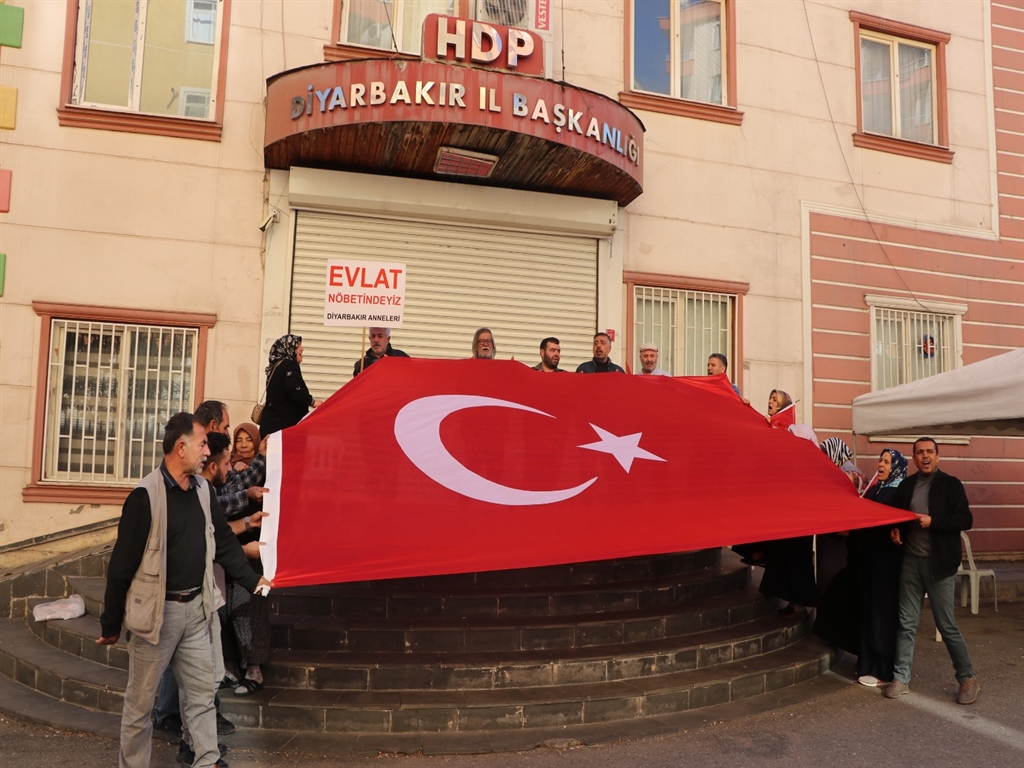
[434,147,499,178]
[478,0,529,28]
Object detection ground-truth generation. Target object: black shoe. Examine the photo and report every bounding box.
[177,740,228,765]
[216,713,236,736]
[153,714,183,740]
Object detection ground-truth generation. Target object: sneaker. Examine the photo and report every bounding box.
[957,676,980,705]
[883,680,909,699]
[216,713,237,736]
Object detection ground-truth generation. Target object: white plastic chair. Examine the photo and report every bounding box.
[956,531,997,615]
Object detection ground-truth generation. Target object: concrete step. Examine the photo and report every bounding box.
[268,556,747,621]
[30,605,809,691]
[216,636,836,734]
[0,619,127,714]
[0,655,851,756]
[68,555,750,624]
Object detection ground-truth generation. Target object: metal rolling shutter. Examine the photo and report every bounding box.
[290,210,599,398]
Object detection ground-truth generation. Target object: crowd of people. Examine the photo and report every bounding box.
[97,328,980,767]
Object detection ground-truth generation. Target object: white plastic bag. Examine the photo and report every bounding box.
[32,594,86,622]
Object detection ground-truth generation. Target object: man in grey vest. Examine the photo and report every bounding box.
[97,413,272,767]
[885,437,979,704]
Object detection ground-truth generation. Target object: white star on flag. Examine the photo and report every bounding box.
[577,424,666,472]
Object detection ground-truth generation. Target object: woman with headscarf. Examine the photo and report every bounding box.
[821,436,867,495]
[258,334,321,438]
[849,449,908,686]
[231,422,262,472]
[757,420,821,616]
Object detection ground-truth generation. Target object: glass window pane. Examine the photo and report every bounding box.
[401,0,455,54]
[187,0,217,45]
[683,295,728,375]
[80,0,137,108]
[635,293,677,374]
[861,37,893,136]
[898,42,934,143]
[139,0,218,117]
[679,0,722,105]
[633,0,672,95]
[347,0,397,49]
[875,313,904,388]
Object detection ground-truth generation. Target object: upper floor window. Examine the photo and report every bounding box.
[850,12,951,163]
[58,0,229,139]
[860,32,935,144]
[866,296,964,390]
[341,0,455,55]
[71,0,221,119]
[632,0,724,105]
[621,0,740,125]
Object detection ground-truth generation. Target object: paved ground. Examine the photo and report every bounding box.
[2,601,1021,767]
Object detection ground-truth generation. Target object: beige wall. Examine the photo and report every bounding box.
[0,1,1001,546]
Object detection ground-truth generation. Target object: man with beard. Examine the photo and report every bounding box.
[533,337,565,372]
[575,332,625,374]
[98,414,271,768]
[472,328,497,359]
[637,343,670,376]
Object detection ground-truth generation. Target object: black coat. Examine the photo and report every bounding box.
[259,359,314,438]
[352,345,409,377]
[892,469,972,580]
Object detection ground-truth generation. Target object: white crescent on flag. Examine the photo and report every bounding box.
[394,395,598,506]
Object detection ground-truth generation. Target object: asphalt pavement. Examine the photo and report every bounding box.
[3,599,1022,767]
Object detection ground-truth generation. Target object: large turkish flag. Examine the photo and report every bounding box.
[260,359,912,587]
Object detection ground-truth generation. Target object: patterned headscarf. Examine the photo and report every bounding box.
[266,334,302,377]
[820,437,853,468]
[880,449,908,488]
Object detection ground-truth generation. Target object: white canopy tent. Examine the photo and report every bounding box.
[852,348,1024,437]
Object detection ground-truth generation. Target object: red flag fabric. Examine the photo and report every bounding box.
[770,402,797,430]
[261,360,913,587]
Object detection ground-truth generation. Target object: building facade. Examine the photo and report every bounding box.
[1,0,1021,552]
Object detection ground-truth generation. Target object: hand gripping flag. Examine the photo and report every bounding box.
[260,359,912,587]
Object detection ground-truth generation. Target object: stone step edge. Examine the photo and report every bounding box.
[216,640,837,733]
[66,562,749,622]
[0,656,849,757]
[28,610,809,690]
[1,613,829,720]
[270,580,761,632]
[0,619,127,714]
[269,555,734,600]
[264,549,725,596]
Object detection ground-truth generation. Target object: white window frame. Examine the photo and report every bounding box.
[630,0,727,105]
[859,29,938,145]
[73,0,224,119]
[633,285,737,377]
[186,0,218,45]
[179,87,211,118]
[865,294,965,391]
[42,319,199,486]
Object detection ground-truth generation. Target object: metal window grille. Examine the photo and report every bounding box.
[634,286,734,376]
[874,307,953,389]
[43,320,197,485]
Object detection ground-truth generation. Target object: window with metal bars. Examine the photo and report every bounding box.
[43,320,198,485]
[873,307,954,389]
[633,286,734,377]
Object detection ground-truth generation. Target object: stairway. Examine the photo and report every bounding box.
[0,546,835,754]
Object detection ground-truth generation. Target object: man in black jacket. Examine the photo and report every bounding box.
[353,327,409,376]
[885,437,979,704]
